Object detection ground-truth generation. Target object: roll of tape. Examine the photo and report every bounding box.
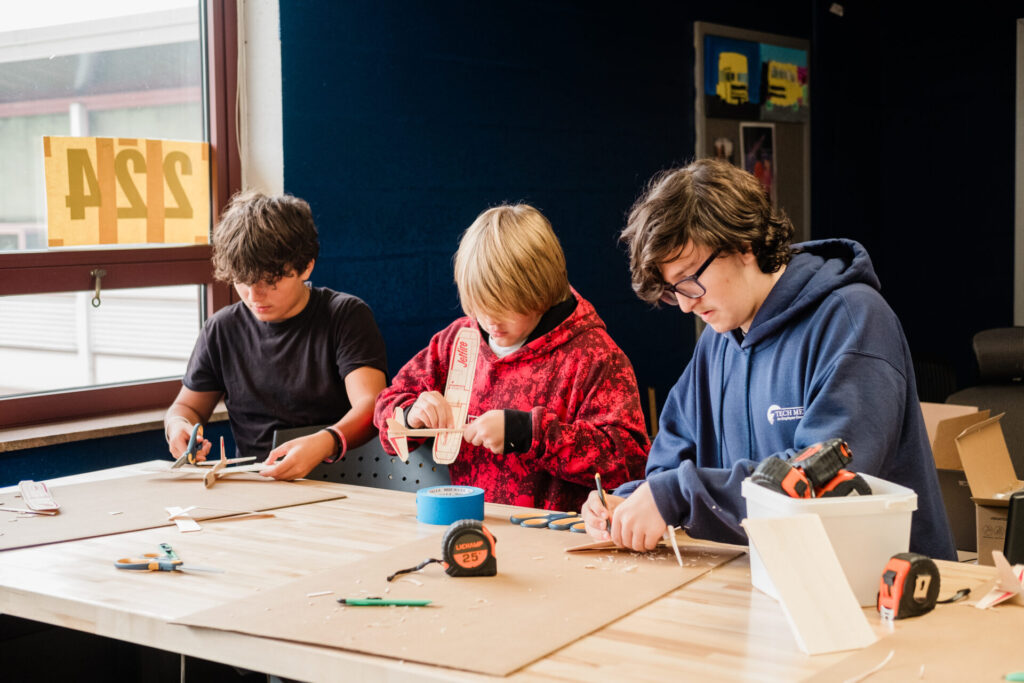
[416,486,485,525]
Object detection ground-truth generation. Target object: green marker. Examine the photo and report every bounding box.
[337,597,432,606]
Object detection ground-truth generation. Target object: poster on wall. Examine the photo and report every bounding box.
[740,123,776,204]
[704,35,760,119]
[758,44,809,122]
[704,35,809,123]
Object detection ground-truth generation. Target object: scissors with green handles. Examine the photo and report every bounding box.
[509,511,587,533]
[171,423,205,469]
[114,544,222,573]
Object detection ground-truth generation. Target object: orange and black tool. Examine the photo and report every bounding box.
[387,519,497,581]
[817,469,873,497]
[790,438,853,489]
[877,552,940,620]
[751,456,812,498]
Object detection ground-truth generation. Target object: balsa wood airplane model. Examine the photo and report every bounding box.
[170,425,265,488]
[386,326,480,464]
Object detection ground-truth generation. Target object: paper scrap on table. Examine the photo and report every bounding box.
[166,506,201,532]
[975,551,1024,609]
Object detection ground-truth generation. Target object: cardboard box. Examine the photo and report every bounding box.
[921,403,993,551]
[954,413,1024,565]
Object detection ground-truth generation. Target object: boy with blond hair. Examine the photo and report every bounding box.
[165,190,388,479]
[374,204,648,510]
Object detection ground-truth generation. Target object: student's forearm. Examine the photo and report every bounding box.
[329,396,378,451]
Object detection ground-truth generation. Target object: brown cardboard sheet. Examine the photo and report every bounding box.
[807,602,1024,681]
[0,470,345,551]
[173,520,743,676]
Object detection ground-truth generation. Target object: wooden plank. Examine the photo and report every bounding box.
[742,514,877,655]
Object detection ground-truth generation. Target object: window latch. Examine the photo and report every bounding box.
[90,268,107,307]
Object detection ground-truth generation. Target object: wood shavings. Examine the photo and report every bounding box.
[622,565,638,573]
[306,591,332,598]
[398,577,422,586]
[584,564,597,569]
[532,555,545,560]
[108,511,123,515]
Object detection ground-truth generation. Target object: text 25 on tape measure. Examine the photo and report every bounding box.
[43,136,210,248]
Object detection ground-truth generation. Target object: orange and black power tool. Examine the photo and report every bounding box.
[387,519,497,581]
[751,456,813,498]
[752,438,867,499]
[789,438,853,488]
[876,552,940,619]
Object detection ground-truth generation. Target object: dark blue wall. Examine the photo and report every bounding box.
[280,0,810,427]
[811,1,1023,393]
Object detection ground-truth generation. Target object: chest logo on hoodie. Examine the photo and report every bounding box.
[766,404,804,425]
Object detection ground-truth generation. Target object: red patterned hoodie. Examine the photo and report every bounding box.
[374,289,650,511]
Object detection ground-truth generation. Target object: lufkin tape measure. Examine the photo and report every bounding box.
[877,552,940,619]
[387,519,497,582]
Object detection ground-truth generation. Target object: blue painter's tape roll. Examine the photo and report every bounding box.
[416,486,485,525]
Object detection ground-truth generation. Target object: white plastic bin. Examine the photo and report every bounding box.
[741,473,917,606]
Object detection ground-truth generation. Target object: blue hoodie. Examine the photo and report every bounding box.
[617,239,956,560]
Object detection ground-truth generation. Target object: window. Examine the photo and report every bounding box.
[0,0,239,428]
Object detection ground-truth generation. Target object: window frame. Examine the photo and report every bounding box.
[0,0,240,429]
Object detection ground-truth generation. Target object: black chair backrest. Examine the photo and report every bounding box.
[272,426,451,493]
[973,327,1024,383]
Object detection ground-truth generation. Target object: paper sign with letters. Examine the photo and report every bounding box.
[43,136,210,247]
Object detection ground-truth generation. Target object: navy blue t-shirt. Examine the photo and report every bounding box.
[184,286,387,459]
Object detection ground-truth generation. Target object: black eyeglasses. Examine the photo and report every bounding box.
[660,249,721,304]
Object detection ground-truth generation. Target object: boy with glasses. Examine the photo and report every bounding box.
[374,204,649,511]
[164,191,388,480]
[582,159,955,560]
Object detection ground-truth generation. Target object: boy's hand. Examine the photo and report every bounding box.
[609,483,668,551]
[581,490,624,541]
[406,391,455,429]
[166,420,212,462]
[260,430,335,480]
[463,409,504,454]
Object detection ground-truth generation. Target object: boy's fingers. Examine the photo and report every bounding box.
[264,445,287,466]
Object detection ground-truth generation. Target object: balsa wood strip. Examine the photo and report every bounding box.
[743,514,877,655]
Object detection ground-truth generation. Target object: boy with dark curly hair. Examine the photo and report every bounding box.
[582,159,955,560]
[164,190,388,480]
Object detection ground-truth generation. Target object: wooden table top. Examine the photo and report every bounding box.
[0,463,1007,682]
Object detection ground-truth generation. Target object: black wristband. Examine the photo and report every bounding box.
[321,427,342,463]
[503,409,532,453]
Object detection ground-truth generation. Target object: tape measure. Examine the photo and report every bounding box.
[877,552,940,619]
[387,519,497,582]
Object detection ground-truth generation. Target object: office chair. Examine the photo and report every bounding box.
[946,327,1024,476]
